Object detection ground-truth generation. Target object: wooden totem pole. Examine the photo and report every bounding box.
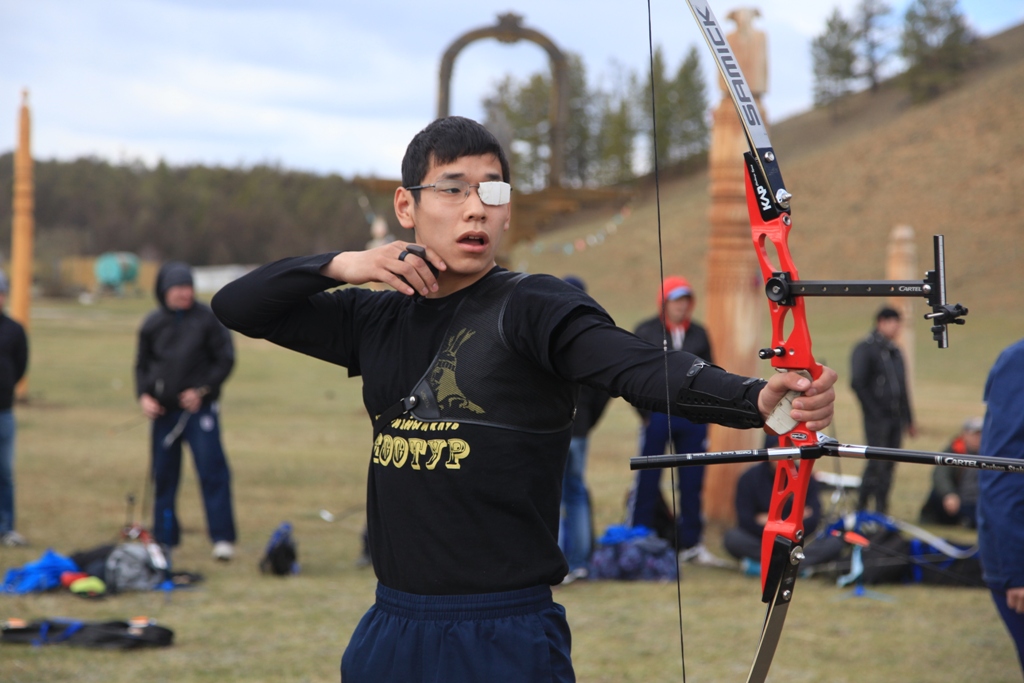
[11,89,34,398]
[702,9,768,523]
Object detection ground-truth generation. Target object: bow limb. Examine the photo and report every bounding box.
[684,0,818,679]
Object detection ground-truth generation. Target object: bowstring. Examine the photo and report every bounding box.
[645,2,686,681]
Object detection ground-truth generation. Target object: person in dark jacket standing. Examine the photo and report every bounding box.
[850,307,915,514]
[135,262,237,561]
[625,275,729,567]
[0,270,29,547]
[558,276,611,584]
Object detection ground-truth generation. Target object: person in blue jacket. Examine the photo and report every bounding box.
[978,337,1024,674]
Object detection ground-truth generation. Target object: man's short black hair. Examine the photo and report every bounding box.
[876,306,901,322]
[401,116,511,201]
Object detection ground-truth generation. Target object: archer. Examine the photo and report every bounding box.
[211,115,837,682]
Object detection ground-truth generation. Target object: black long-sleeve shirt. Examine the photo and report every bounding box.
[0,314,28,410]
[850,329,912,427]
[212,254,766,594]
[135,302,235,410]
[213,255,765,424]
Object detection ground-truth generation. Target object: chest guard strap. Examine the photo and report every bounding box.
[375,271,577,435]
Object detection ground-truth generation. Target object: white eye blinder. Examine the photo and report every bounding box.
[476,181,512,206]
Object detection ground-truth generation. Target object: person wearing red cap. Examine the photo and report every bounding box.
[625,276,730,567]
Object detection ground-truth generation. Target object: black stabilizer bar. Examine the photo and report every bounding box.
[630,437,1024,473]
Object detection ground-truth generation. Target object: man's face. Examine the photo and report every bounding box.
[877,316,901,340]
[394,153,510,290]
[665,296,692,325]
[164,284,195,311]
[963,429,982,454]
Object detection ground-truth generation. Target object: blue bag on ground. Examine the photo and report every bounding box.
[2,549,78,594]
[589,525,678,580]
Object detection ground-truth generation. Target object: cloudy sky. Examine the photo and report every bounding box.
[2,0,1021,178]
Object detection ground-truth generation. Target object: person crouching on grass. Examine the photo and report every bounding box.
[211,115,837,683]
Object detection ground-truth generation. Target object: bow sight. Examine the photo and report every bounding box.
[759,233,968,353]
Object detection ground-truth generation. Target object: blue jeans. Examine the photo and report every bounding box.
[0,410,15,534]
[560,436,591,571]
[627,413,707,550]
[151,403,236,547]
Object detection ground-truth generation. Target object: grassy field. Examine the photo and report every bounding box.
[0,289,1020,683]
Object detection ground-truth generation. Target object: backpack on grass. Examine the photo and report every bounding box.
[259,522,299,576]
[104,543,166,593]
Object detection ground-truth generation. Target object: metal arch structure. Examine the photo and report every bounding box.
[436,12,569,188]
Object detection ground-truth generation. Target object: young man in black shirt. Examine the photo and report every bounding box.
[212,116,837,683]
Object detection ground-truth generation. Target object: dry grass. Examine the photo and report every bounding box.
[0,289,1019,682]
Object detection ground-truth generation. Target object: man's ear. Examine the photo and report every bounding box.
[394,187,417,231]
[502,204,511,232]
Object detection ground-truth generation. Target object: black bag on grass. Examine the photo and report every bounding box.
[1,618,173,649]
[860,528,983,587]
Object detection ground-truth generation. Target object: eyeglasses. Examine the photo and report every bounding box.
[405,179,512,206]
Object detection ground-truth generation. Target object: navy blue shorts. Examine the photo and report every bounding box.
[341,583,574,682]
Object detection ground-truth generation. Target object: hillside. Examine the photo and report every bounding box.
[511,23,1024,339]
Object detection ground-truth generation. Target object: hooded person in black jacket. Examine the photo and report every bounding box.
[135,262,237,560]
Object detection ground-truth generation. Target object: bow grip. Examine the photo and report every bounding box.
[764,369,814,435]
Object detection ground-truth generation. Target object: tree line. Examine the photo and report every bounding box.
[812,0,983,111]
[483,45,710,192]
[0,155,387,269]
[490,0,984,188]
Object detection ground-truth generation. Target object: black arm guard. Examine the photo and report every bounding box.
[673,360,766,429]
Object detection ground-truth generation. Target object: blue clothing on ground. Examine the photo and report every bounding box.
[2,548,78,594]
[151,403,236,547]
[341,583,573,683]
